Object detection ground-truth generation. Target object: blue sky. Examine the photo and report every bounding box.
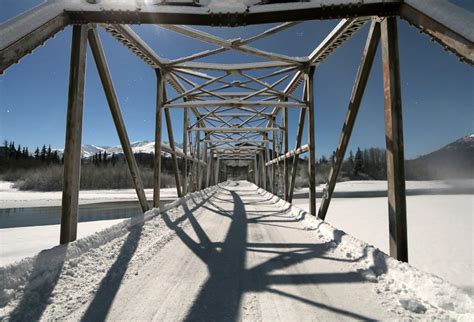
[0,0,473,159]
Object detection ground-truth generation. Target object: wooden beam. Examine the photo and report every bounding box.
[261,151,267,190]
[288,106,307,203]
[60,25,87,245]
[196,130,202,189]
[164,100,306,108]
[182,106,188,194]
[153,69,164,208]
[318,21,380,220]
[283,104,289,200]
[88,28,149,213]
[164,96,183,198]
[254,155,258,185]
[161,24,306,65]
[206,150,212,187]
[381,17,408,262]
[400,0,474,66]
[215,156,221,184]
[190,127,282,132]
[266,144,309,166]
[203,142,208,188]
[271,118,277,194]
[306,67,317,216]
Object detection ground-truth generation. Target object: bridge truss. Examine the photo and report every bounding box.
[1,0,473,262]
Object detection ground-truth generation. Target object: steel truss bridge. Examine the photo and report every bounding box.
[1,0,473,263]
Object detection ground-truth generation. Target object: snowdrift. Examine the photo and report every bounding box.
[256,186,474,318]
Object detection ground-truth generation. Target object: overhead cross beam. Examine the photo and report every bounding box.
[1,0,473,75]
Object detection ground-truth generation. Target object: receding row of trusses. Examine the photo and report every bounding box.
[0,0,472,262]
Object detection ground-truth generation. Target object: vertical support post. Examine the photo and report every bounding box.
[306,66,317,216]
[210,153,216,185]
[254,155,258,185]
[288,104,306,203]
[271,118,277,194]
[153,69,164,208]
[196,131,202,189]
[206,146,211,187]
[189,132,194,192]
[265,143,271,191]
[60,25,87,244]
[381,17,408,262]
[163,91,182,197]
[215,156,220,184]
[318,21,380,220]
[88,28,149,213]
[194,133,200,189]
[182,107,188,194]
[283,103,289,200]
[261,150,266,190]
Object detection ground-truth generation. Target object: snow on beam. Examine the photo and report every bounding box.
[400,0,474,66]
[265,144,309,166]
[62,0,400,26]
[190,127,282,132]
[0,1,69,74]
[164,100,306,108]
[172,61,296,71]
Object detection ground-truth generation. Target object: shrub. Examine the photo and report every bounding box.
[11,164,177,191]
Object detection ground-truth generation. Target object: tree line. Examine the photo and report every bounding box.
[313,147,387,180]
[3,141,62,164]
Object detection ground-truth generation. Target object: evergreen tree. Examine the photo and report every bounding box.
[348,150,355,168]
[330,151,336,165]
[98,151,102,163]
[47,145,52,162]
[111,152,117,166]
[3,140,8,158]
[16,144,21,159]
[52,151,59,163]
[34,147,40,159]
[40,145,47,161]
[354,147,363,176]
[103,150,108,164]
[9,142,15,158]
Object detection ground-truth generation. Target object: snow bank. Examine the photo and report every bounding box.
[0,184,220,320]
[292,194,473,294]
[256,186,474,320]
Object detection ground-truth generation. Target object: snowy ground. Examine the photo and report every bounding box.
[0,219,125,266]
[1,181,472,321]
[292,179,474,198]
[1,179,473,291]
[293,194,474,296]
[0,181,179,266]
[0,181,178,209]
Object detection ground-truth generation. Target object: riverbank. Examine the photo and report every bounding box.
[0,181,178,209]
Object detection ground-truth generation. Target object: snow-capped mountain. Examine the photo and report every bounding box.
[406,133,474,179]
[81,144,110,158]
[107,141,156,155]
[53,144,110,159]
[54,141,186,159]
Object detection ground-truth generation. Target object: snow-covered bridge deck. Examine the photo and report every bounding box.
[3,181,469,321]
[75,181,394,321]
